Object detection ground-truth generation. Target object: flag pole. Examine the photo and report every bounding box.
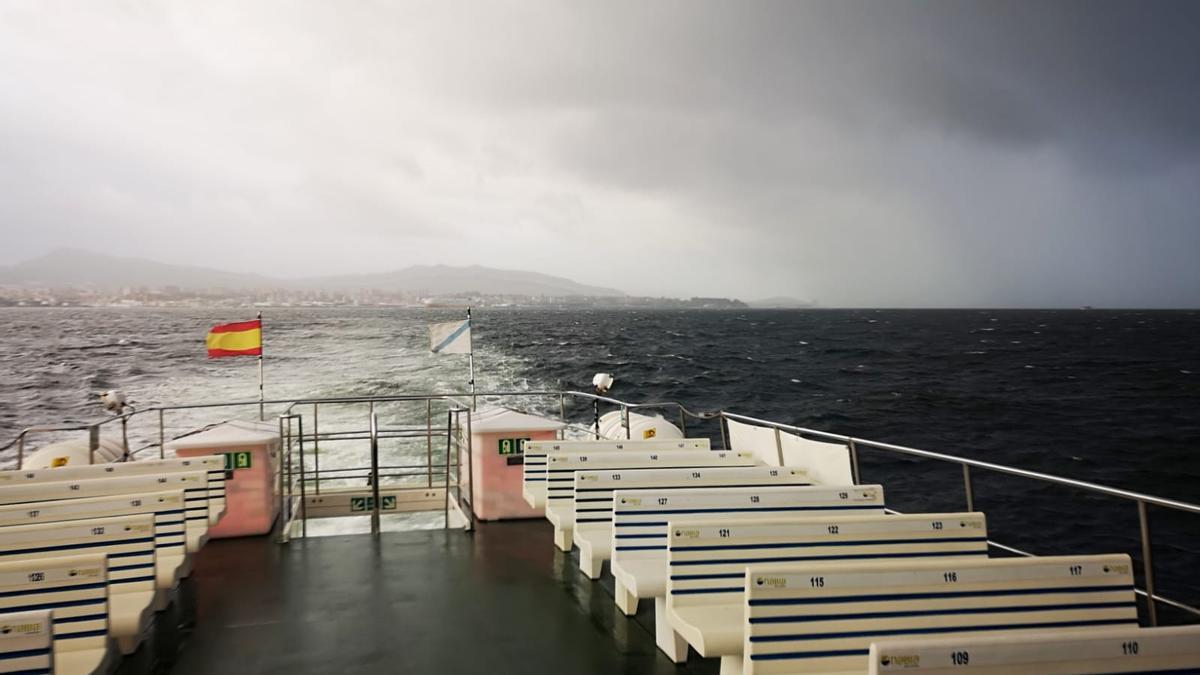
[257,311,264,421]
[467,307,476,411]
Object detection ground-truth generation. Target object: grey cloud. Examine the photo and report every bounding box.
[1,1,1198,306]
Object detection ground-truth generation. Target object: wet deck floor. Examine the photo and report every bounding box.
[172,519,719,674]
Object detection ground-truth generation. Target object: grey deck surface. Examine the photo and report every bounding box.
[171,519,718,674]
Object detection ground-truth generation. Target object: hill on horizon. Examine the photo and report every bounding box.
[0,249,625,297]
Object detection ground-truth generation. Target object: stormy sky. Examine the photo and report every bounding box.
[2,1,1198,306]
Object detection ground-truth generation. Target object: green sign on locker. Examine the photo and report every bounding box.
[498,437,531,456]
[223,451,252,471]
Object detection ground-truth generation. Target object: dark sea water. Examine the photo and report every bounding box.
[1,307,1198,615]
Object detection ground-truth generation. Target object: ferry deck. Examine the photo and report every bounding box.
[175,520,716,674]
[2,389,1199,675]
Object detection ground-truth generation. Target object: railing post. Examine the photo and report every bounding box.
[719,412,729,451]
[962,464,975,512]
[286,419,294,525]
[120,416,130,461]
[312,404,320,495]
[88,425,99,465]
[773,427,785,466]
[623,405,631,440]
[283,418,291,523]
[367,401,374,488]
[16,435,24,470]
[297,415,307,538]
[369,412,381,536]
[678,406,687,437]
[276,416,288,543]
[465,408,474,531]
[1137,500,1158,626]
[847,438,861,485]
[158,409,165,459]
[593,399,601,439]
[444,410,453,526]
[427,398,434,488]
[559,394,566,422]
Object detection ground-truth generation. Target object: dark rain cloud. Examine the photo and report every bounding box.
[0,1,1197,306]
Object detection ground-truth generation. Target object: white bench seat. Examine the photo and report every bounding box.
[744,553,1138,675]
[0,514,159,656]
[544,451,759,552]
[667,512,991,670]
[0,490,192,611]
[0,609,53,674]
[611,485,885,614]
[56,650,108,675]
[573,467,815,579]
[0,554,111,675]
[0,472,212,554]
[0,455,227,525]
[674,603,744,657]
[868,624,1200,674]
[522,438,711,509]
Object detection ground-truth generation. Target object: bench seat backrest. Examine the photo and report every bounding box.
[571,466,815,578]
[525,438,711,453]
[0,490,190,589]
[576,467,813,543]
[0,515,158,655]
[0,514,157,598]
[522,439,712,508]
[670,512,989,612]
[0,609,52,674]
[868,624,1200,674]
[744,553,1138,674]
[612,485,884,594]
[0,554,108,662]
[0,456,227,524]
[0,472,211,552]
[546,450,758,514]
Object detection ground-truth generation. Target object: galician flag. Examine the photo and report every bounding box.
[429,319,471,354]
[206,319,262,358]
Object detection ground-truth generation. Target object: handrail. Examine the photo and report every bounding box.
[3,387,1197,623]
[0,389,713,454]
[4,389,1197,516]
[720,411,1200,516]
[369,412,381,535]
[721,409,1199,624]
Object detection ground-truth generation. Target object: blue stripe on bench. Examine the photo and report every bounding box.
[748,585,1137,607]
[54,613,107,624]
[748,618,1134,654]
[751,601,1138,624]
[618,505,881,516]
[0,582,107,599]
[57,628,108,640]
[577,482,810,493]
[0,536,155,556]
[674,536,990,552]
[110,575,156,585]
[6,598,106,612]
[671,549,990,570]
[0,647,51,660]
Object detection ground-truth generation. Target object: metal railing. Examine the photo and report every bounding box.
[718,410,1200,626]
[2,388,1197,625]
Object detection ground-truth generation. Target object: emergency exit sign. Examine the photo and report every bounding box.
[223,451,252,470]
[350,496,397,512]
[498,437,530,456]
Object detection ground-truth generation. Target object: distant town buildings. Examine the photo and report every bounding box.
[0,284,753,310]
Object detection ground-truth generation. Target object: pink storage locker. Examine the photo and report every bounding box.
[467,408,565,521]
[169,420,280,538]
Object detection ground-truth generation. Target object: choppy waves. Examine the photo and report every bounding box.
[1,306,1199,609]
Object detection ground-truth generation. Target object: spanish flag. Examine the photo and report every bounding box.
[206,319,262,358]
